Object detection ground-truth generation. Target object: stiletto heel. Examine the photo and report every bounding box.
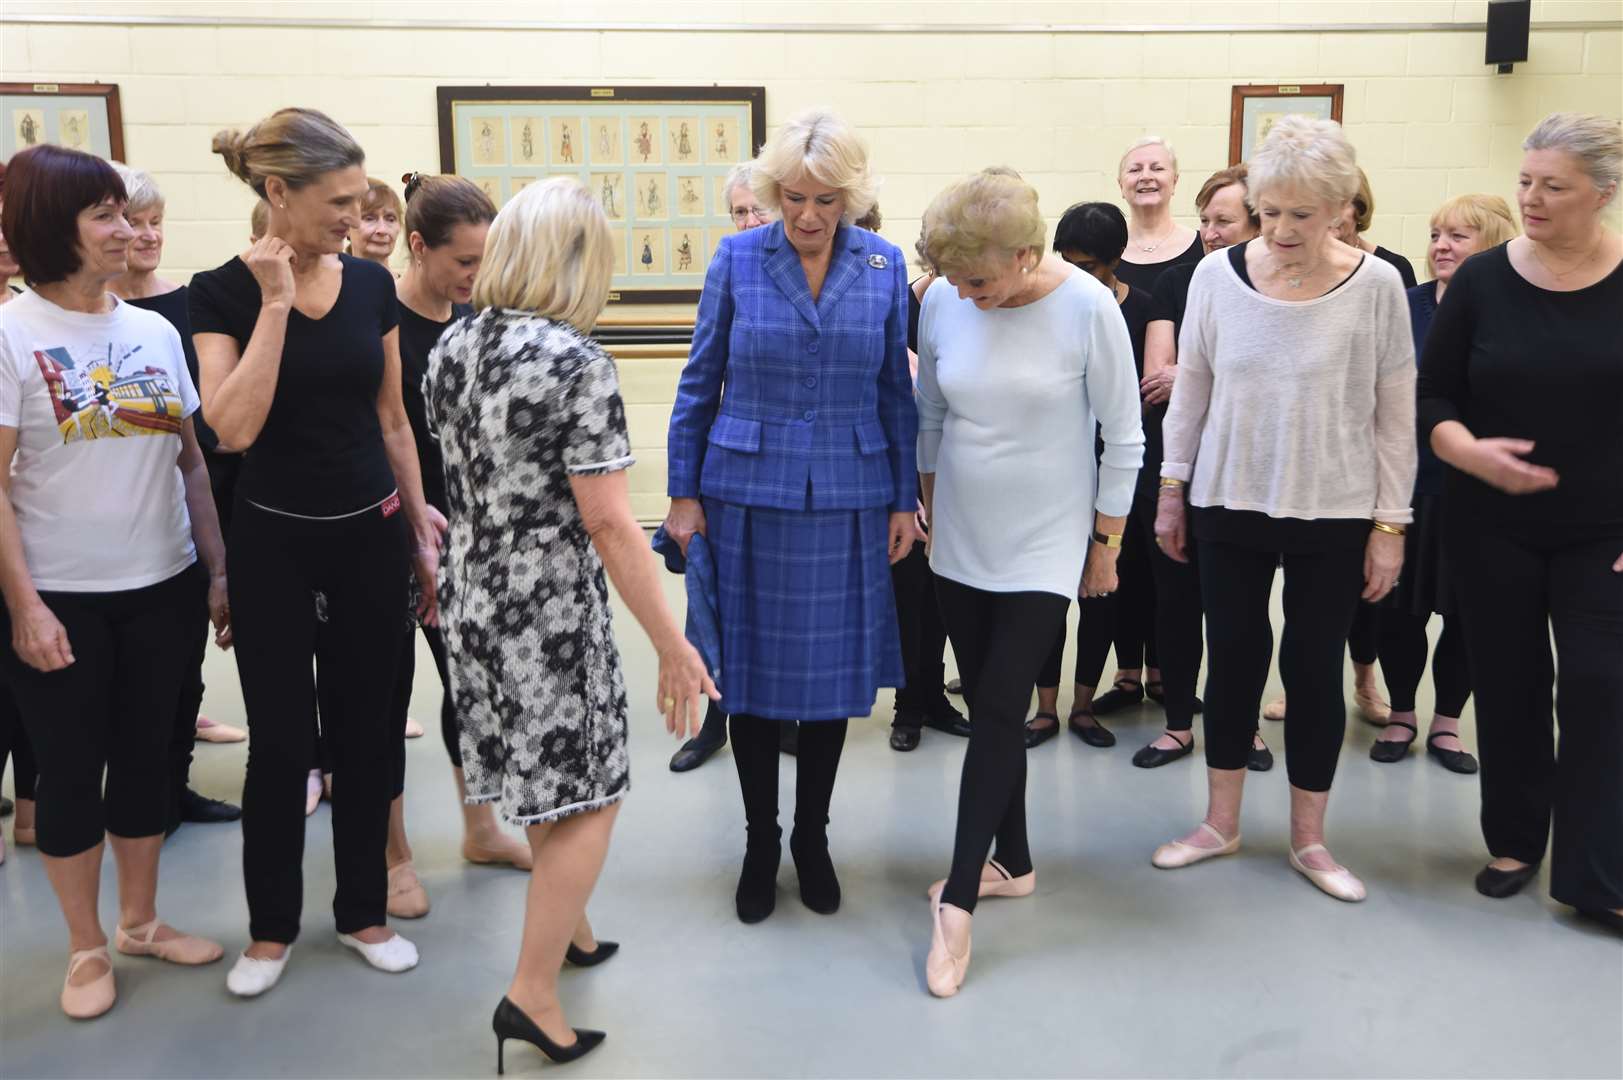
[492,996,606,1069]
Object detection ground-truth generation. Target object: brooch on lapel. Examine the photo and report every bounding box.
[867,254,888,269]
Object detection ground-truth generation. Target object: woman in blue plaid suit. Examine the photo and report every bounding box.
[663,111,919,925]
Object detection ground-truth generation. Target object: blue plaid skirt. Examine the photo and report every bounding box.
[703,498,903,721]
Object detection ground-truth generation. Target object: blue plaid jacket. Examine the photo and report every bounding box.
[667,221,918,513]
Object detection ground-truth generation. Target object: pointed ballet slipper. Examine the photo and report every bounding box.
[1289,844,1367,902]
[115,919,224,965]
[1152,822,1241,869]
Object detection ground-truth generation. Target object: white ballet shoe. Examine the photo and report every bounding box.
[338,931,419,973]
[1289,844,1367,902]
[226,947,292,997]
[1152,822,1241,869]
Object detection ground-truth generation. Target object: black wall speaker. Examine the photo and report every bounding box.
[1486,0,1531,73]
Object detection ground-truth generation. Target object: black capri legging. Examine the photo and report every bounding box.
[0,681,39,801]
[1196,518,1365,792]
[0,564,205,856]
[1377,610,1471,716]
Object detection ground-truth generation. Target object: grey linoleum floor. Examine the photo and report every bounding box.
[1,566,1619,1080]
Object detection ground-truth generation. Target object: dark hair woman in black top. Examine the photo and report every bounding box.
[193,108,444,995]
[1418,112,1623,934]
[386,172,532,876]
[1021,201,1157,751]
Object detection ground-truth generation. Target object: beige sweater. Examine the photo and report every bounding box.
[1160,248,1416,523]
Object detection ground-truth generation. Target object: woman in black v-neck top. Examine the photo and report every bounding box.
[1418,113,1623,928]
[191,108,442,992]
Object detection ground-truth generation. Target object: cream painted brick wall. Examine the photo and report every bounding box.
[5,8,1618,517]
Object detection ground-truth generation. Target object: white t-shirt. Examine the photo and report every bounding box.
[0,290,199,592]
[916,271,1145,599]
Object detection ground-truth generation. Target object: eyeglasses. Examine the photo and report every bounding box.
[730,205,773,224]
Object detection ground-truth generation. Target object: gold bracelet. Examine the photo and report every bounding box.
[1371,521,1406,537]
[1159,477,1186,489]
[1091,530,1124,549]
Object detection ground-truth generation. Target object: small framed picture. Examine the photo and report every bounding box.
[1,83,124,162]
[1228,84,1345,165]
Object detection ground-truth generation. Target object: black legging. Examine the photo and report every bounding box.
[0,565,204,856]
[0,682,38,801]
[891,539,950,719]
[1198,537,1364,792]
[1376,610,1471,716]
[730,713,846,848]
[1451,527,1623,912]
[1348,603,1380,667]
[1110,490,1159,671]
[233,499,408,944]
[936,577,1068,914]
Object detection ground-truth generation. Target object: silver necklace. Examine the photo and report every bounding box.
[1274,255,1322,288]
[1136,221,1175,253]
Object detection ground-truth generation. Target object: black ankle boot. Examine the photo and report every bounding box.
[790,830,841,914]
[736,837,780,924]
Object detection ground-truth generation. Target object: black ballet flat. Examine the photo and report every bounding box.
[1475,861,1541,899]
[889,725,921,752]
[946,678,963,696]
[1132,732,1193,769]
[1024,712,1061,748]
[1577,908,1623,936]
[1067,708,1115,748]
[493,996,605,1074]
[1426,732,1478,774]
[564,940,619,967]
[1370,720,1418,764]
[1090,678,1144,715]
[1247,739,1274,772]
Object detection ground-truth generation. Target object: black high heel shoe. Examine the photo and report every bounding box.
[493,996,605,1074]
[564,940,619,967]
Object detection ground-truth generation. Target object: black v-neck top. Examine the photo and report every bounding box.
[189,254,399,516]
[398,300,472,514]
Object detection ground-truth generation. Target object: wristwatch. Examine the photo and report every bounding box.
[1091,530,1124,548]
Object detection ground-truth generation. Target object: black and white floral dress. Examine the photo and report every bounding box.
[425,310,635,824]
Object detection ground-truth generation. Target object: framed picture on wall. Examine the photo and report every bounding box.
[437,84,766,305]
[0,83,125,163]
[1229,84,1344,165]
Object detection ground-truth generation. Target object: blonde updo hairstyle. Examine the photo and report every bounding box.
[212,107,365,199]
[1427,194,1519,277]
[1118,135,1179,180]
[1523,112,1622,207]
[471,177,613,333]
[919,168,1046,279]
[752,109,878,224]
[1244,115,1361,215]
[110,162,163,216]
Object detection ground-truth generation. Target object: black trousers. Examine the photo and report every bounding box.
[1377,610,1472,716]
[167,450,242,810]
[232,499,408,943]
[1198,536,1364,791]
[0,565,205,857]
[936,577,1068,913]
[730,713,846,847]
[1110,488,1160,671]
[1451,526,1623,911]
[890,540,950,723]
[0,681,38,801]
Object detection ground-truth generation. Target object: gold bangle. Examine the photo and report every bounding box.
[1159,477,1186,489]
[1371,521,1406,537]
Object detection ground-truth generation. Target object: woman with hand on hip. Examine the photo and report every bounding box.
[427,177,715,1067]
[917,170,1144,997]
[664,110,918,925]
[1153,116,1416,903]
[1370,193,1518,772]
[192,108,444,994]
[1419,114,1623,932]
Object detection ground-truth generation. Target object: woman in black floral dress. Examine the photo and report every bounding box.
[425,177,714,1068]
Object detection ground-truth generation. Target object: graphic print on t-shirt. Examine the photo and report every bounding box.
[32,342,185,442]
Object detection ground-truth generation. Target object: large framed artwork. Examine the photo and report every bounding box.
[0,83,125,163]
[1228,84,1344,165]
[437,85,766,305]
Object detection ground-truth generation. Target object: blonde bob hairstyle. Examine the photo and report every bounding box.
[471,177,613,333]
[751,109,878,223]
[110,162,164,216]
[1244,114,1361,212]
[1118,135,1178,179]
[920,169,1046,279]
[1427,193,1519,277]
